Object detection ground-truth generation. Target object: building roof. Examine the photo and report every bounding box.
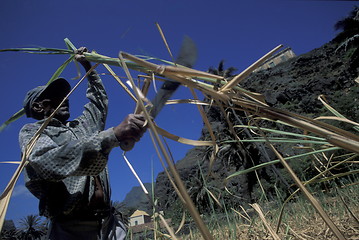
[261,47,295,65]
[130,210,150,218]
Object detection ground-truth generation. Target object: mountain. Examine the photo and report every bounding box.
[121,183,153,213]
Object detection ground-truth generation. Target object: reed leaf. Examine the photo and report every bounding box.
[316,169,359,183]
[268,143,346,239]
[276,153,358,233]
[0,109,25,132]
[175,211,187,234]
[229,138,329,145]
[0,161,21,164]
[318,94,359,132]
[122,154,179,239]
[232,101,359,154]
[64,38,77,51]
[219,45,283,92]
[0,55,74,132]
[119,52,214,240]
[234,124,327,141]
[156,22,176,64]
[0,47,72,54]
[226,147,340,180]
[250,203,281,240]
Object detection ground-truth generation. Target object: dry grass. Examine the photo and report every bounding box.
[180,186,359,240]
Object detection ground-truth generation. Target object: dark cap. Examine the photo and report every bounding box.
[23,78,71,118]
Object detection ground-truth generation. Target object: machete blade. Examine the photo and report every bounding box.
[150,35,197,118]
[120,36,197,151]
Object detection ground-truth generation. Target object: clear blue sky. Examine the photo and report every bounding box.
[0,0,357,225]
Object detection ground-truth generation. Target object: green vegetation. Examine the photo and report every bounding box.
[1,215,46,240]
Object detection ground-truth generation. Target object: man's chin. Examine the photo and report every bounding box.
[55,112,70,122]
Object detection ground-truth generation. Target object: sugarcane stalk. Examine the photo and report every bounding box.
[120,52,223,80]
[119,52,214,240]
[219,44,283,93]
[269,144,346,240]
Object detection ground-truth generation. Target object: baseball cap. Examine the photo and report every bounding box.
[23,78,71,118]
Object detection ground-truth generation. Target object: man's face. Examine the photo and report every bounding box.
[39,97,70,123]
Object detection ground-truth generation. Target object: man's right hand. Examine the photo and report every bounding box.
[114,114,147,143]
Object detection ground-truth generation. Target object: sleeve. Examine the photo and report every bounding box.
[76,70,109,132]
[19,123,120,181]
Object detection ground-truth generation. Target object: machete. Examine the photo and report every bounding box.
[120,36,198,151]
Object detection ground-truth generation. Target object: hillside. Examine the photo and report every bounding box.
[118,8,359,228]
[120,182,152,213]
[154,11,359,220]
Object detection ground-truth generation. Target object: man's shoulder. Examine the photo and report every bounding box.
[20,121,43,134]
[21,121,39,129]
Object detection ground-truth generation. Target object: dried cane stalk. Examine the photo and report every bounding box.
[119,52,214,240]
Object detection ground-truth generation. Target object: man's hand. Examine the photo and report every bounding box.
[75,47,91,71]
[114,114,147,143]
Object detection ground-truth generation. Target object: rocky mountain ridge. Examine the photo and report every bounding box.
[121,8,359,218]
[153,30,359,218]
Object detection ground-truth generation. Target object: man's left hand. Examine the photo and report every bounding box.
[75,47,91,70]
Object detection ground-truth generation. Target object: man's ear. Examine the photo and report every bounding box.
[30,102,45,120]
[32,102,44,114]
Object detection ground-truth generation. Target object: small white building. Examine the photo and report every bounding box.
[254,47,296,72]
[129,210,151,226]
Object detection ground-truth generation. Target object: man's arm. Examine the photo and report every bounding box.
[74,47,109,131]
[74,47,147,146]
[20,123,119,181]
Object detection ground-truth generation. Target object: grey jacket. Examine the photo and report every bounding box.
[19,71,119,218]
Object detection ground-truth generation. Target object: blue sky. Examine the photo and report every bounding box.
[0,0,357,225]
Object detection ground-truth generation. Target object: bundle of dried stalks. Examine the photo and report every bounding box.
[1,36,358,239]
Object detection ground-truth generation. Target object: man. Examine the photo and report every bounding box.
[19,47,146,239]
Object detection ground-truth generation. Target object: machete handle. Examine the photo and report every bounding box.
[120,139,136,151]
